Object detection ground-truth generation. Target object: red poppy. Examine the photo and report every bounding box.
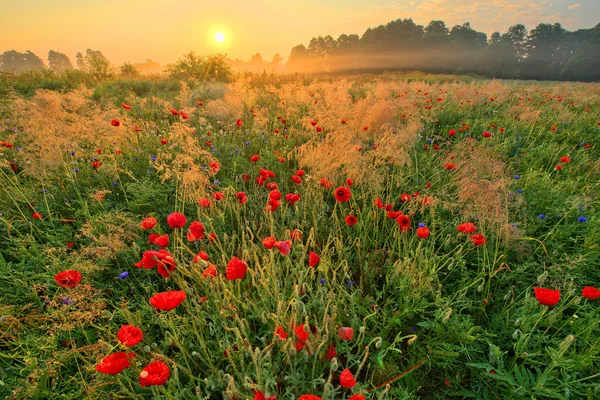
[54,270,82,288]
[194,251,209,263]
[299,396,322,400]
[309,252,320,267]
[236,192,248,204]
[457,222,477,233]
[213,191,225,201]
[295,339,307,352]
[275,326,288,340]
[316,126,323,132]
[32,211,43,219]
[147,234,160,245]
[139,361,170,387]
[237,119,243,127]
[0,141,14,148]
[111,119,120,127]
[416,227,430,239]
[448,129,457,136]
[196,101,204,106]
[325,343,337,360]
[149,290,186,311]
[198,198,211,208]
[396,215,411,232]
[275,240,292,256]
[226,256,247,280]
[295,169,305,177]
[292,175,302,184]
[338,327,354,341]
[187,221,206,241]
[534,287,560,306]
[180,111,188,120]
[286,193,301,205]
[295,324,309,342]
[362,126,369,131]
[559,156,571,163]
[92,161,101,169]
[202,265,217,278]
[96,351,135,375]
[345,215,358,226]
[348,395,366,400]
[556,164,562,170]
[334,187,351,203]
[400,193,411,202]
[166,212,187,229]
[153,234,169,247]
[310,120,317,126]
[340,369,356,389]
[250,154,260,163]
[209,161,220,172]
[160,139,168,145]
[278,157,285,163]
[582,286,600,300]
[263,236,276,249]
[121,103,132,110]
[117,325,143,347]
[470,233,486,246]
[483,131,492,138]
[444,163,456,170]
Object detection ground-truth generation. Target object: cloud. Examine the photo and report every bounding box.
[568,3,581,9]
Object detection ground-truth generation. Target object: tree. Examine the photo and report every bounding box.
[0,50,45,72]
[168,52,231,81]
[119,62,139,76]
[83,49,111,79]
[76,52,87,71]
[48,51,73,72]
[522,23,566,79]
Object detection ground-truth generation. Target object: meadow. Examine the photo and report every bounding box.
[0,71,599,399]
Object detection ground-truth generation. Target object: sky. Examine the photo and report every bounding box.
[1,0,599,66]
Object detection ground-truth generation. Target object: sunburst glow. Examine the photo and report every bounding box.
[214,32,225,43]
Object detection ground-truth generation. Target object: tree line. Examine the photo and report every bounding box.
[286,19,600,81]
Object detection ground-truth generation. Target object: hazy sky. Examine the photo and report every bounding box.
[1,0,598,65]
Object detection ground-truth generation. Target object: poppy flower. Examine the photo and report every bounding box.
[198,198,211,208]
[180,111,188,120]
[316,126,323,132]
[582,286,600,300]
[338,327,354,341]
[534,287,560,306]
[320,178,333,189]
[160,139,168,145]
[133,125,141,132]
[416,227,430,239]
[362,126,369,131]
[275,240,292,256]
[269,189,281,201]
[295,339,307,352]
[296,169,305,177]
[147,234,160,245]
[226,256,247,281]
[299,395,322,400]
[310,120,317,126]
[213,191,225,201]
[334,187,351,203]
[325,343,337,360]
[275,326,288,340]
[292,175,302,184]
[167,212,187,229]
[457,222,476,233]
[32,212,43,219]
[309,252,320,267]
[117,325,143,347]
[236,192,248,204]
[448,129,457,136]
[209,161,220,173]
[121,103,132,110]
[196,101,204,106]
[396,215,411,232]
[111,119,120,127]
[340,369,356,389]
[187,221,206,241]
[263,236,276,249]
[54,270,82,288]
[254,390,277,400]
[559,156,571,163]
[278,157,285,163]
[194,251,209,263]
[149,290,186,311]
[92,161,101,169]
[153,234,169,247]
[556,164,562,170]
[236,119,243,127]
[470,233,486,246]
[139,361,170,387]
[345,215,357,226]
[96,352,135,375]
[400,193,411,202]
[202,265,217,278]
[483,131,492,138]
[444,163,456,170]
[250,154,260,163]
[286,193,301,205]
[295,324,309,342]
[348,396,366,400]
[0,141,14,148]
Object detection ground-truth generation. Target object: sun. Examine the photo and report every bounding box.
[214,32,226,43]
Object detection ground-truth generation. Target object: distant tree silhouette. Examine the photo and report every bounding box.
[168,52,231,81]
[119,62,139,76]
[285,18,600,81]
[48,50,73,72]
[0,50,45,72]
[84,49,111,79]
[76,52,87,71]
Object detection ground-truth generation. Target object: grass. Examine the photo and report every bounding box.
[0,72,599,399]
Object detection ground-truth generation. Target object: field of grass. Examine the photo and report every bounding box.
[0,72,599,399]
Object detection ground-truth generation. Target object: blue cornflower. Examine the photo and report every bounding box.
[112,182,118,187]
[70,151,75,156]
[578,216,587,223]
[418,222,426,228]
[514,175,520,179]
[74,168,79,173]
[319,278,326,285]
[517,189,522,194]
[151,156,157,161]
[537,214,546,221]
[346,280,354,288]
[118,271,129,279]
[213,179,220,185]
